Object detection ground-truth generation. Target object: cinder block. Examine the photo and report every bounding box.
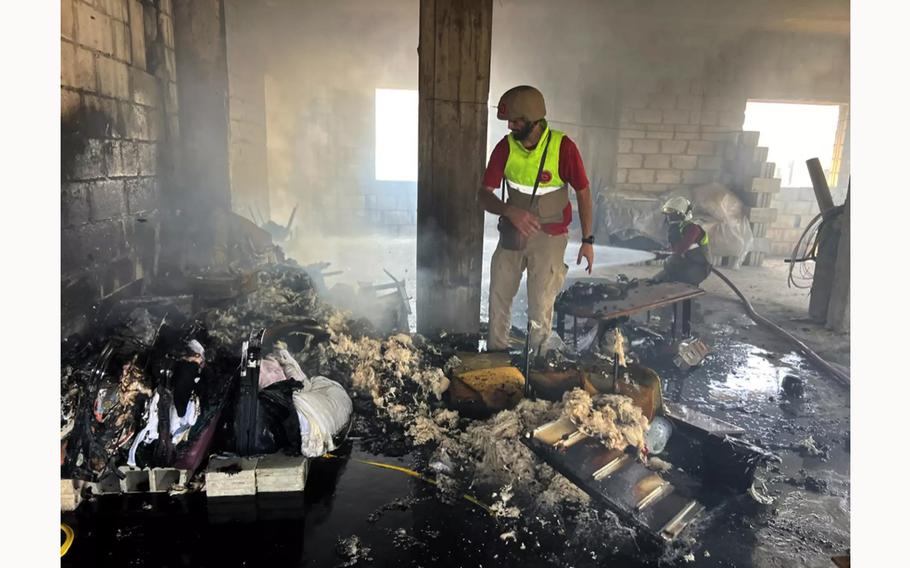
[61,88,81,119]
[675,132,701,140]
[615,168,628,183]
[632,139,660,154]
[130,68,159,107]
[61,479,86,511]
[111,20,130,62]
[206,456,260,497]
[73,45,97,91]
[644,130,675,140]
[618,129,645,139]
[90,472,122,495]
[628,169,655,183]
[107,0,128,22]
[656,170,682,184]
[682,170,714,185]
[118,466,151,492]
[750,177,781,193]
[75,2,112,54]
[738,131,761,148]
[697,155,723,170]
[662,109,689,124]
[746,207,778,224]
[644,154,670,169]
[616,154,643,169]
[150,468,186,492]
[661,140,687,154]
[615,183,642,193]
[136,142,158,174]
[62,182,90,227]
[617,138,632,153]
[88,179,127,220]
[62,0,75,40]
[634,109,662,124]
[61,41,76,88]
[687,140,716,156]
[256,454,309,493]
[158,12,174,48]
[671,155,698,170]
[126,177,158,213]
[128,0,146,70]
[121,102,149,139]
[674,124,699,133]
[97,56,130,99]
[69,138,106,180]
[104,140,128,177]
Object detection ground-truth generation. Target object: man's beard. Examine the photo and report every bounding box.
[512,121,535,141]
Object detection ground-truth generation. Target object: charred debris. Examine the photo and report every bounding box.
[61,254,775,556]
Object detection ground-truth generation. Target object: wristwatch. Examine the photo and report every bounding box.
[581,235,595,245]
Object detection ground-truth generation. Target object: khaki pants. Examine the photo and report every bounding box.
[487,232,569,353]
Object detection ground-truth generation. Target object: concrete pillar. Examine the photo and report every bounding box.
[416,0,492,335]
[172,0,232,266]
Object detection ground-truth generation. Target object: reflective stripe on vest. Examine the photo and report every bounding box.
[682,220,710,247]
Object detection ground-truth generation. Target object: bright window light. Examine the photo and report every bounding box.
[743,101,840,188]
[375,88,418,182]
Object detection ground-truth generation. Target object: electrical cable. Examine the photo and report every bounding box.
[710,267,850,386]
[61,523,75,558]
[787,211,824,289]
[322,453,494,516]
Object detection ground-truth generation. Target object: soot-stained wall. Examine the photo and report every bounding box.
[61,0,179,335]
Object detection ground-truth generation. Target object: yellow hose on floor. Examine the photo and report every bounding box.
[322,453,493,515]
[61,523,75,557]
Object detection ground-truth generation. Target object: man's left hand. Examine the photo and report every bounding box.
[577,243,594,275]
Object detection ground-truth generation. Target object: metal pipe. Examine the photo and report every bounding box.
[710,267,850,386]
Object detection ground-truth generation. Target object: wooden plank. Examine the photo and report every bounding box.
[416,0,492,335]
[826,188,850,331]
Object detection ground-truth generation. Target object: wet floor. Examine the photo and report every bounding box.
[62,306,850,568]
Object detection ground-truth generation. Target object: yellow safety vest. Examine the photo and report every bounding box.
[503,123,568,225]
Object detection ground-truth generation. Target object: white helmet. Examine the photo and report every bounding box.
[661,196,693,220]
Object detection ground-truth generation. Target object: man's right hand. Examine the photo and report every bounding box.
[505,205,541,237]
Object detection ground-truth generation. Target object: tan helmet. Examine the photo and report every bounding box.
[496,85,546,122]
[661,196,693,220]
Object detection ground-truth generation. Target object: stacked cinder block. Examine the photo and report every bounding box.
[724,130,781,267]
[766,187,822,257]
[61,0,177,334]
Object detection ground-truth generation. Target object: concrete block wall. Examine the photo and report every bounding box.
[61,0,177,335]
[615,79,744,196]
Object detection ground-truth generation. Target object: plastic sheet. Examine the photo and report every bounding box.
[293,376,353,457]
[595,184,753,263]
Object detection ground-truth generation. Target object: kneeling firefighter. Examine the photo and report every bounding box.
[652,196,712,286]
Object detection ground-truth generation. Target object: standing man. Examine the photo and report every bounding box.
[478,85,595,354]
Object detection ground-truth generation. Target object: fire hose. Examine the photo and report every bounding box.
[709,267,850,386]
